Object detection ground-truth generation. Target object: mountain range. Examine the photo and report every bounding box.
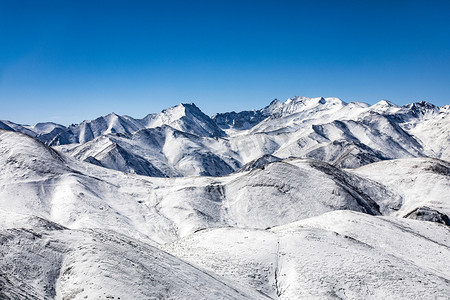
[2,97,449,177]
[0,96,449,299]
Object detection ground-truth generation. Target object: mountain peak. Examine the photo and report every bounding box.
[286,96,344,106]
[281,97,345,115]
[370,100,399,112]
[159,103,208,122]
[400,101,439,118]
[376,100,397,107]
[262,98,284,115]
[144,102,225,138]
[286,96,310,104]
[269,98,281,106]
[183,102,197,107]
[404,101,436,110]
[105,112,120,118]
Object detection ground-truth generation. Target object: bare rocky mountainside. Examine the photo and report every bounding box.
[0,97,449,299]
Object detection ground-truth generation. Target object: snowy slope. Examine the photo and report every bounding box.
[0,212,266,300]
[352,157,450,223]
[237,154,282,172]
[402,104,450,161]
[0,120,38,137]
[164,210,450,300]
[56,125,238,177]
[147,157,392,237]
[29,122,66,134]
[0,130,178,244]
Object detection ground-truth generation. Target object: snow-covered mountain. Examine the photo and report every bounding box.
[0,96,449,299]
[3,96,444,176]
[56,125,238,177]
[11,103,224,146]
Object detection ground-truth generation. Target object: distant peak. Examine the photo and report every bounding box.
[404,101,436,110]
[286,96,344,107]
[106,112,120,118]
[416,100,434,107]
[269,98,281,105]
[261,98,284,115]
[375,100,398,107]
[287,96,309,103]
[169,102,199,110]
[324,97,344,104]
[178,103,204,115]
[267,98,282,108]
[159,102,211,120]
[180,102,199,109]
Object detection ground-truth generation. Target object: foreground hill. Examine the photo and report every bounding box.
[164,211,450,299]
[0,211,266,299]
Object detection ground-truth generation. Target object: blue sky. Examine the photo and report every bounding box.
[1,0,449,125]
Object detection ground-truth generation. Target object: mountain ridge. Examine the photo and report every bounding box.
[1,97,448,177]
[1,97,445,140]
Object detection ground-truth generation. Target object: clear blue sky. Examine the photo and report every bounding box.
[1,0,449,125]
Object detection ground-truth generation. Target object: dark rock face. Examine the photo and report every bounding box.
[237,154,282,172]
[38,127,76,146]
[425,162,450,176]
[212,110,267,130]
[0,121,14,131]
[404,206,450,226]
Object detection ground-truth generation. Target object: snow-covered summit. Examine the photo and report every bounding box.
[280,96,345,115]
[143,103,225,138]
[368,99,400,114]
